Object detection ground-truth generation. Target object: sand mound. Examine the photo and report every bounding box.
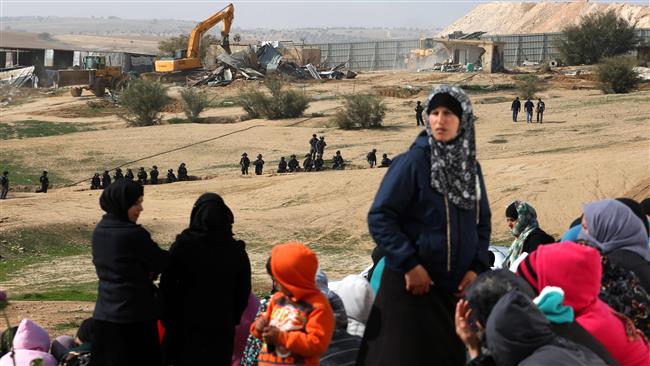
[440,1,650,36]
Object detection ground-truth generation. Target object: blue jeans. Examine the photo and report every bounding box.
[512,110,519,122]
[526,111,533,123]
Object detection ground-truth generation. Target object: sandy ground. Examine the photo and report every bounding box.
[1,70,649,335]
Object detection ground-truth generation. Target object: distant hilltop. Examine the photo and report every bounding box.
[439,1,650,36]
[0,17,440,43]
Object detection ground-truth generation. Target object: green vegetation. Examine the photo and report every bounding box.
[0,155,69,186]
[167,117,191,124]
[333,94,386,129]
[0,120,89,140]
[180,87,210,122]
[488,138,508,144]
[15,284,97,302]
[560,10,639,65]
[458,84,515,93]
[597,56,641,94]
[238,77,310,120]
[158,33,221,61]
[0,224,93,282]
[119,79,171,126]
[515,75,544,98]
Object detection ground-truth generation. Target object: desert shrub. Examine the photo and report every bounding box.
[333,94,386,129]
[515,74,544,98]
[559,10,639,65]
[158,34,221,61]
[180,87,210,122]
[237,78,309,120]
[597,56,640,94]
[118,79,170,126]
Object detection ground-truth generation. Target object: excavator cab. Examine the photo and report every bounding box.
[83,56,106,70]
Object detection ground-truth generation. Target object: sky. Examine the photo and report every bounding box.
[0,0,647,29]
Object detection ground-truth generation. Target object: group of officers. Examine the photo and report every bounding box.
[90,163,189,190]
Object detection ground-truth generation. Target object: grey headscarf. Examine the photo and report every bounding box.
[423,84,477,210]
[579,199,650,261]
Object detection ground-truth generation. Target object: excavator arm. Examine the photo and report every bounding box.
[186,3,234,58]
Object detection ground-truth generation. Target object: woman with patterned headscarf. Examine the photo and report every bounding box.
[503,200,555,268]
[358,85,492,366]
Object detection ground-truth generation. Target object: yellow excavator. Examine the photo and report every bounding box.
[154,3,234,73]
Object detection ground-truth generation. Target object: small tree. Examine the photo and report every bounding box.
[597,56,640,94]
[237,78,309,120]
[559,10,639,65]
[119,79,170,126]
[515,74,544,99]
[180,87,210,122]
[333,94,386,129]
[158,34,221,61]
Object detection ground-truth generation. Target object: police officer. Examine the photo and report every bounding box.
[332,151,344,170]
[309,134,319,159]
[101,170,111,188]
[254,154,265,175]
[137,167,147,185]
[150,165,159,184]
[240,153,250,175]
[314,154,324,171]
[113,167,124,181]
[380,153,392,168]
[91,173,101,190]
[317,136,327,157]
[38,170,49,193]
[124,168,134,181]
[367,149,377,168]
[303,153,313,172]
[167,169,177,183]
[1,171,9,199]
[178,163,188,181]
[415,101,424,126]
[277,157,288,173]
[288,154,299,172]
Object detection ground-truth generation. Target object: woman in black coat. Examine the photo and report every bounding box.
[160,193,252,365]
[90,179,170,366]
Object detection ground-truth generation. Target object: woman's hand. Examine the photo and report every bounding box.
[455,299,481,359]
[455,270,477,298]
[404,264,434,295]
[262,325,281,345]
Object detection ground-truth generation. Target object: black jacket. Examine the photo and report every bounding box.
[160,235,251,364]
[92,213,170,323]
[608,249,650,294]
[522,228,555,254]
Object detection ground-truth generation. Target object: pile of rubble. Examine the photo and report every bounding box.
[190,43,357,87]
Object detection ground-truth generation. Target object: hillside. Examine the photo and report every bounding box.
[440,1,650,35]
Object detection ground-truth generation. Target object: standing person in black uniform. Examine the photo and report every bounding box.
[167,169,177,183]
[160,193,251,366]
[253,154,265,175]
[277,157,288,173]
[415,101,424,127]
[367,149,377,168]
[317,136,327,157]
[511,97,521,123]
[240,153,250,175]
[150,166,159,185]
[309,134,319,159]
[90,179,170,366]
[125,169,135,182]
[37,170,49,193]
[114,168,124,181]
[91,173,101,190]
[303,154,314,172]
[102,170,112,189]
[137,168,147,185]
[0,171,8,199]
[288,154,299,172]
[314,154,324,171]
[536,98,545,124]
[178,163,188,181]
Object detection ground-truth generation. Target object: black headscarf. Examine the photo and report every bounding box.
[178,193,234,242]
[99,179,143,221]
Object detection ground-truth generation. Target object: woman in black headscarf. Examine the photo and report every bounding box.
[91,179,170,366]
[160,193,252,365]
[358,85,491,366]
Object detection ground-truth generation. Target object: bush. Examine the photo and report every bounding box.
[118,79,170,126]
[158,34,221,61]
[180,87,210,122]
[515,75,544,99]
[333,94,386,129]
[559,10,639,65]
[237,78,309,120]
[597,56,640,94]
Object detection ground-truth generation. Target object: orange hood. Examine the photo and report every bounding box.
[271,242,320,301]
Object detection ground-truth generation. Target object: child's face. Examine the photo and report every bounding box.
[272,277,292,297]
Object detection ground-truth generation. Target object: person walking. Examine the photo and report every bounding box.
[415,101,425,127]
[90,179,170,366]
[536,98,545,123]
[524,97,534,124]
[37,170,49,193]
[0,171,8,199]
[511,97,521,123]
[367,149,377,168]
[357,84,491,366]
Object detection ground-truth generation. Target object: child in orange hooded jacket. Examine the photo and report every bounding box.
[251,242,334,366]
